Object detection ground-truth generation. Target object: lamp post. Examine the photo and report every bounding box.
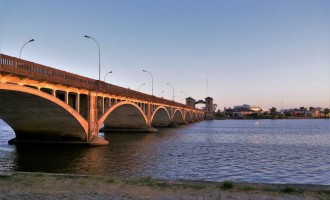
[180,91,186,99]
[104,71,113,82]
[138,83,145,91]
[19,39,34,58]
[167,82,175,101]
[142,69,153,96]
[158,90,164,97]
[84,35,101,81]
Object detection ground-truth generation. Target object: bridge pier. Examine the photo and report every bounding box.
[87,92,108,145]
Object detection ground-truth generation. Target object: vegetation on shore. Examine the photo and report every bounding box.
[215,106,330,120]
[0,172,329,199]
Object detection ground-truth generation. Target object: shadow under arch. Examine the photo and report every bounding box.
[172,109,186,124]
[99,101,148,129]
[151,106,171,127]
[185,110,193,123]
[192,112,198,121]
[0,84,88,142]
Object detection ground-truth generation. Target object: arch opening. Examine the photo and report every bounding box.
[0,85,88,142]
[102,102,147,130]
[185,111,193,123]
[192,112,198,121]
[172,109,186,125]
[151,107,171,127]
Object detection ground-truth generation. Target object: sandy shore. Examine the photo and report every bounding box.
[0,171,329,200]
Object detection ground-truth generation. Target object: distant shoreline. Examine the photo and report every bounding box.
[0,172,329,199]
[214,117,330,120]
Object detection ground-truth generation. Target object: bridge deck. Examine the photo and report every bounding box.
[0,54,201,111]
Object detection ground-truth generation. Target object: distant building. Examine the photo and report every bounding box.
[233,104,262,112]
[224,104,262,118]
[283,107,322,118]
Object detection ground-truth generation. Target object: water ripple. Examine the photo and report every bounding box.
[0,119,329,184]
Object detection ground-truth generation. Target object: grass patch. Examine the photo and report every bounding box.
[221,180,234,190]
[261,187,277,193]
[34,173,45,177]
[188,184,206,190]
[124,177,206,190]
[124,176,156,186]
[155,182,169,189]
[318,190,330,195]
[281,186,302,194]
[0,175,10,179]
[106,177,115,184]
[317,190,330,200]
[239,185,255,192]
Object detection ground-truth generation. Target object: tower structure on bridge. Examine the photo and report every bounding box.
[185,97,216,120]
[186,97,195,108]
[205,97,215,120]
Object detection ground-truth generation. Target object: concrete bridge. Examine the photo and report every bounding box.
[0,54,205,145]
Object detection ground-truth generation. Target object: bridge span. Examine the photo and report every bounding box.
[0,54,205,145]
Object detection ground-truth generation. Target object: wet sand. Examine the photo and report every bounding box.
[0,171,329,200]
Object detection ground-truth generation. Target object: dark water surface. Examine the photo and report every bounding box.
[0,119,329,185]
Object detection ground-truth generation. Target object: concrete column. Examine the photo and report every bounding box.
[147,103,151,128]
[76,93,80,113]
[88,92,98,141]
[143,103,146,115]
[102,97,105,114]
[65,91,69,104]
[109,98,112,108]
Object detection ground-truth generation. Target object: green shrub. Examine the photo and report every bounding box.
[221,180,234,190]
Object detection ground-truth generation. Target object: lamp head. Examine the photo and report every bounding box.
[29,39,34,42]
[84,35,91,38]
[142,69,146,72]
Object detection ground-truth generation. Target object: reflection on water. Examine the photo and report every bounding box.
[0,119,329,185]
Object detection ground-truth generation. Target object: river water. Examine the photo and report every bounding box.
[0,119,329,185]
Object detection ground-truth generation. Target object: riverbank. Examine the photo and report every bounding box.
[0,172,329,200]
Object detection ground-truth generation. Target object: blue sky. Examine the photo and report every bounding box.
[1,0,329,109]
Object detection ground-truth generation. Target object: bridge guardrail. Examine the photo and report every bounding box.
[0,54,202,111]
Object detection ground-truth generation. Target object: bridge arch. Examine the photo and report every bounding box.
[99,101,148,129]
[151,106,171,127]
[0,84,88,141]
[172,109,186,124]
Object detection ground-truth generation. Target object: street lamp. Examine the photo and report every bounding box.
[138,83,145,91]
[104,71,113,82]
[167,82,175,101]
[84,35,101,81]
[19,39,34,58]
[142,69,153,96]
[180,91,187,99]
[158,90,164,97]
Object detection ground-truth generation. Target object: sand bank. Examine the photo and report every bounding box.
[0,171,329,200]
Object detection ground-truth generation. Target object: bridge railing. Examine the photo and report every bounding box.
[0,54,202,111]
[0,54,96,90]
